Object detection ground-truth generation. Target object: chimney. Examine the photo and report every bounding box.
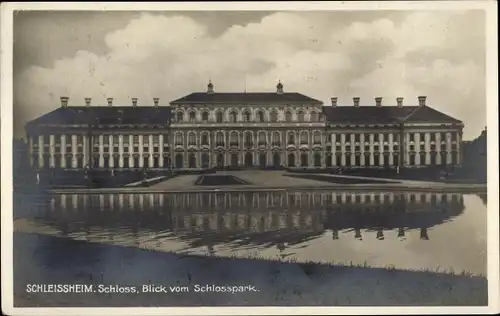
[107,97,113,107]
[396,97,404,107]
[418,96,427,107]
[207,80,214,94]
[60,96,69,108]
[131,98,138,107]
[153,97,160,107]
[375,97,383,107]
[330,97,338,107]
[84,97,91,107]
[353,97,360,107]
[276,80,284,94]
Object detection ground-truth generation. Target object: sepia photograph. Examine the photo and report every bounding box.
[1,1,498,315]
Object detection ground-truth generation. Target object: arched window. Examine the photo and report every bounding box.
[297,111,305,122]
[257,111,265,122]
[201,111,209,122]
[288,133,295,145]
[229,111,237,122]
[216,111,223,123]
[201,133,209,145]
[273,131,281,145]
[188,132,196,145]
[189,111,196,122]
[270,111,278,122]
[285,111,292,122]
[245,131,253,146]
[310,111,318,122]
[216,132,224,146]
[258,132,266,145]
[313,131,321,144]
[175,133,183,146]
[243,111,251,122]
[300,132,308,144]
[230,131,238,145]
[176,112,184,122]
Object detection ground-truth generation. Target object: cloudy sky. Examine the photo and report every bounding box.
[14,9,486,140]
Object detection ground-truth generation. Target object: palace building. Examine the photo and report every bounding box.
[24,81,464,171]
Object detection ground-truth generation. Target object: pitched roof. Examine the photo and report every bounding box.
[322,105,417,125]
[322,105,462,125]
[170,92,322,104]
[401,105,462,124]
[25,106,171,128]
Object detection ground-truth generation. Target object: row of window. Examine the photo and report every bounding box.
[33,150,458,170]
[32,131,462,148]
[408,132,459,142]
[175,109,321,123]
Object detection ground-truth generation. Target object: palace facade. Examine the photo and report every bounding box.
[24,81,464,171]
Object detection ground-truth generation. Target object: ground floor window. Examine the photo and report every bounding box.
[451,152,458,165]
[113,157,119,168]
[419,152,426,165]
[175,154,183,169]
[202,153,210,168]
[245,152,253,166]
[153,157,159,168]
[314,152,321,167]
[133,157,140,168]
[354,155,361,167]
[259,153,266,168]
[163,157,170,169]
[345,154,351,167]
[373,155,379,167]
[124,157,130,168]
[300,153,308,167]
[273,152,281,167]
[77,157,84,168]
[54,156,61,168]
[189,154,196,168]
[326,154,332,167]
[440,152,447,165]
[430,152,437,166]
[231,153,238,167]
[393,154,399,166]
[288,153,295,167]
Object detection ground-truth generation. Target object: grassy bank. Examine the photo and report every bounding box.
[14,232,487,307]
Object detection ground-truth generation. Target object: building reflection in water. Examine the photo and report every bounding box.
[38,190,465,249]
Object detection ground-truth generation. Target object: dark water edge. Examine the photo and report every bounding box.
[14,232,487,307]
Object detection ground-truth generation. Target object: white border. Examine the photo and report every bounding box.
[1,1,498,315]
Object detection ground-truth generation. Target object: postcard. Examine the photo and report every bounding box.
[1,1,498,315]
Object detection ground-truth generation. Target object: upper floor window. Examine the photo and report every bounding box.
[133,135,139,143]
[216,111,223,123]
[354,134,360,143]
[202,111,209,122]
[285,111,292,122]
[123,135,130,144]
[451,133,458,142]
[189,111,196,122]
[103,135,110,145]
[176,112,184,122]
[310,112,318,122]
[409,133,415,142]
[229,111,237,123]
[257,111,265,122]
[188,133,196,145]
[245,132,253,144]
[297,111,305,122]
[313,131,321,144]
[153,135,159,144]
[270,111,278,122]
[201,134,209,145]
[243,111,251,122]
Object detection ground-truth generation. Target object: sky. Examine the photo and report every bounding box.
[13,10,486,140]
